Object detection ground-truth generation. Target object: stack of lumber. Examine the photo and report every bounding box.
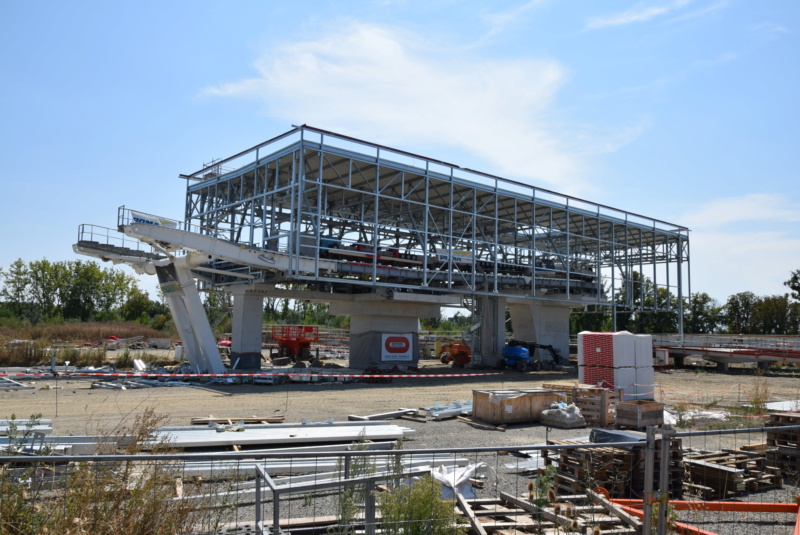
[545,431,684,499]
[543,440,633,498]
[683,448,782,499]
[766,413,800,476]
[456,491,642,535]
[629,435,684,499]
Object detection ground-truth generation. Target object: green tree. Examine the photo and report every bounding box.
[724,291,758,334]
[614,272,679,333]
[785,270,800,301]
[27,259,66,318]
[570,304,611,335]
[0,259,30,318]
[751,294,792,335]
[684,292,722,334]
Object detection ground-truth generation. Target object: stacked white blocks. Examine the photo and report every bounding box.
[577,331,654,400]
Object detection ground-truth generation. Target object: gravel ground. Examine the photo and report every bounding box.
[3,361,800,534]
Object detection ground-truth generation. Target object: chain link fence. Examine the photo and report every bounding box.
[2,424,799,535]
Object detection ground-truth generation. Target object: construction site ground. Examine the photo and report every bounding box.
[4,357,800,534]
[2,357,799,447]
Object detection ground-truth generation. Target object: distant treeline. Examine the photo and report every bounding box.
[570,270,800,335]
[2,258,799,336]
[0,259,169,329]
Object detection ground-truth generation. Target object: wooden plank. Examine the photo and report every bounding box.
[458,416,506,432]
[498,492,580,531]
[455,491,490,535]
[586,489,643,534]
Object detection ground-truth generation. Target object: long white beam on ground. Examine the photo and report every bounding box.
[153,425,414,449]
[179,454,468,477]
[211,441,397,456]
[158,420,396,432]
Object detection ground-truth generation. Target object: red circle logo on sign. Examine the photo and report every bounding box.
[384,336,410,353]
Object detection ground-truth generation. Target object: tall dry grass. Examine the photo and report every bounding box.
[0,409,235,535]
[0,322,167,345]
[0,322,174,367]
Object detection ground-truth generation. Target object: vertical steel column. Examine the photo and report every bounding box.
[531,195,537,295]
[364,480,376,535]
[315,143,325,276]
[566,201,571,299]
[657,425,674,535]
[642,426,655,533]
[372,151,381,283]
[254,467,262,529]
[492,177,499,293]
[447,170,454,289]
[651,227,657,308]
[679,237,688,340]
[422,167,430,287]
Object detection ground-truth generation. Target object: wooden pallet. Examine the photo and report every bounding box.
[543,439,683,499]
[459,492,641,535]
[572,386,620,427]
[682,448,783,499]
[765,413,800,476]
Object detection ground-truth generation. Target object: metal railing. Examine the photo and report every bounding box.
[2,424,799,535]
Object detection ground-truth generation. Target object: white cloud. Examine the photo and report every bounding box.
[693,52,737,67]
[750,22,791,40]
[681,193,800,299]
[587,0,692,29]
[480,0,545,40]
[666,0,728,24]
[204,22,636,194]
[689,230,800,299]
[682,193,800,231]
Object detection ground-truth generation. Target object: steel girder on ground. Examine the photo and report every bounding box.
[180,126,689,310]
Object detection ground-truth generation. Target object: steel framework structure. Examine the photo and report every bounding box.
[181,125,689,316]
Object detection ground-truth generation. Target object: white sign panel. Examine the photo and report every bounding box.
[130,210,178,229]
[381,334,413,362]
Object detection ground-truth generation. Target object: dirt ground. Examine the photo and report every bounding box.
[2,358,799,441]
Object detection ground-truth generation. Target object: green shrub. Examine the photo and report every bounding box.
[0,409,234,535]
[377,475,467,535]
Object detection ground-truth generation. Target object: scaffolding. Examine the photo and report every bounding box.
[177,125,689,321]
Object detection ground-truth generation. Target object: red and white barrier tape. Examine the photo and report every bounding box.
[1,371,502,379]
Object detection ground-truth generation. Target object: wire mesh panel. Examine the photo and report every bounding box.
[3,425,799,535]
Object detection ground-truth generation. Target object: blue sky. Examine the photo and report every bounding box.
[1,0,798,306]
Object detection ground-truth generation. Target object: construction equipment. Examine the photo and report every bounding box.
[503,340,563,371]
[501,344,534,372]
[271,325,319,366]
[437,340,472,368]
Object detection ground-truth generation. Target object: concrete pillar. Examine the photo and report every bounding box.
[716,361,730,373]
[155,260,226,374]
[506,296,576,363]
[477,295,506,368]
[230,289,265,354]
[329,294,450,370]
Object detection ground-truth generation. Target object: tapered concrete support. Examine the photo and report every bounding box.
[506,296,577,363]
[329,293,455,370]
[230,289,265,354]
[155,260,226,374]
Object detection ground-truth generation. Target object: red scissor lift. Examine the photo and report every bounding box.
[271,325,320,365]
